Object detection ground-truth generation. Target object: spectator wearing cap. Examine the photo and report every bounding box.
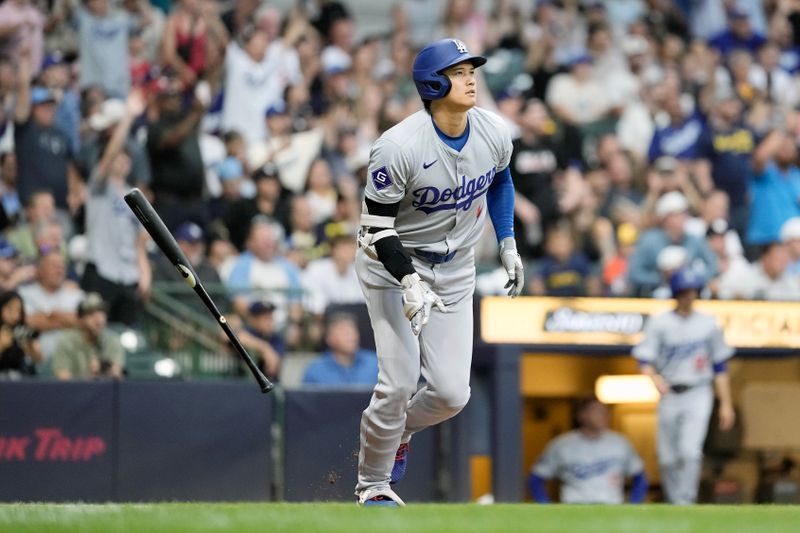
[781,217,800,276]
[220,216,302,326]
[18,251,83,361]
[0,0,45,76]
[52,292,124,380]
[747,123,800,248]
[642,156,703,226]
[208,156,249,224]
[77,97,151,190]
[651,245,688,299]
[708,8,766,57]
[302,233,363,318]
[545,54,616,127]
[238,300,284,380]
[67,0,132,97]
[732,242,800,301]
[39,54,81,154]
[628,192,716,296]
[146,75,208,231]
[221,24,302,145]
[694,85,754,235]
[223,164,294,252]
[302,312,378,386]
[247,101,324,194]
[13,46,80,213]
[0,239,35,291]
[152,221,221,289]
[82,90,151,326]
[685,190,744,258]
[509,99,574,258]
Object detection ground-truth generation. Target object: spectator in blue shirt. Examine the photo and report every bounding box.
[629,192,717,296]
[647,91,704,162]
[708,9,766,57]
[239,300,285,381]
[747,127,800,247]
[695,86,755,236]
[302,312,378,386]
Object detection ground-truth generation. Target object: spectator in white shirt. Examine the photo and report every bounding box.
[221,24,301,145]
[733,242,800,301]
[302,233,363,317]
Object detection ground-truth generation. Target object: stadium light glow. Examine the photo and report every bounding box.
[595,375,659,404]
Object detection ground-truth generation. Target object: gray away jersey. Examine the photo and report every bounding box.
[533,430,644,504]
[632,310,734,386]
[364,107,512,255]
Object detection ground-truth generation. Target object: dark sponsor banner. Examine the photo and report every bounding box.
[0,382,114,502]
[482,297,800,349]
[283,389,437,502]
[117,381,272,501]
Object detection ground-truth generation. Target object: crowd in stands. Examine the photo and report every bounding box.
[2,0,800,381]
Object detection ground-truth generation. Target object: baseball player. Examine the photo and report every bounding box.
[354,38,523,506]
[632,267,735,504]
[529,398,648,504]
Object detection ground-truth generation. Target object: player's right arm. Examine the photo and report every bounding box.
[632,317,670,395]
[360,137,417,283]
[361,138,445,334]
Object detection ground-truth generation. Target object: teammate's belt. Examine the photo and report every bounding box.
[669,383,710,394]
[413,249,457,264]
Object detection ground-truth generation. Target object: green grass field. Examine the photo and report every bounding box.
[1,503,799,533]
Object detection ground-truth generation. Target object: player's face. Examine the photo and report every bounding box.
[675,289,698,308]
[443,62,477,110]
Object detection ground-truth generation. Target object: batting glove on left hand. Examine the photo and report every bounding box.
[401,273,447,336]
[500,237,524,297]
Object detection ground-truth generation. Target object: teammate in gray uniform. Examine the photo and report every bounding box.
[529,398,648,504]
[632,267,735,504]
[354,38,523,506]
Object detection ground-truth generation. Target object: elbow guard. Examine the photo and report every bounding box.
[359,198,416,282]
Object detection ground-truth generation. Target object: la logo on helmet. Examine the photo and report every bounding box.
[452,39,468,54]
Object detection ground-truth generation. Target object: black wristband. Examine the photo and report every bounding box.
[374,235,416,282]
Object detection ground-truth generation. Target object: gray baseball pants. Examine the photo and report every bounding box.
[354,247,475,492]
[658,384,713,504]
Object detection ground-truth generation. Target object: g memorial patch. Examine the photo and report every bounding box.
[371,166,393,191]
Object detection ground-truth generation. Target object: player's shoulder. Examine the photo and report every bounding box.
[374,110,431,152]
[469,106,511,135]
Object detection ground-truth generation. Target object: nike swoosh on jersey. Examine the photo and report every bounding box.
[422,160,438,169]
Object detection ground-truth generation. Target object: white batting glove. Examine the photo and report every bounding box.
[401,273,447,336]
[500,237,524,298]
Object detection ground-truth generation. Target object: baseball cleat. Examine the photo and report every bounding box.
[390,442,410,484]
[356,486,406,507]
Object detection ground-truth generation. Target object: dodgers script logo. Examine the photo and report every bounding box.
[412,167,496,214]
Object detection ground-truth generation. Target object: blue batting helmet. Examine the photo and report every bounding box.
[669,267,705,297]
[412,39,487,100]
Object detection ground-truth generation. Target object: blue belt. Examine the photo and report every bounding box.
[413,249,457,264]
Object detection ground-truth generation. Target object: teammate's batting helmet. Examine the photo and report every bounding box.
[412,39,487,100]
[669,267,705,297]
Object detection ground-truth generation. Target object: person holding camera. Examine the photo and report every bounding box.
[52,292,124,380]
[0,290,42,378]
